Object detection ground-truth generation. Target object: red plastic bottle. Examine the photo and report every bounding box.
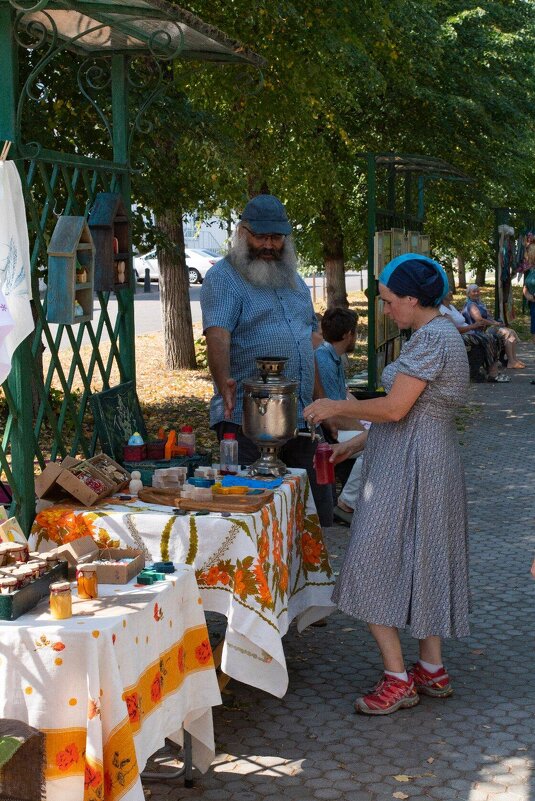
[314,442,335,485]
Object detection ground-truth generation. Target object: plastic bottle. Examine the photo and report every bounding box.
[178,425,195,456]
[220,433,239,475]
[314,442,335,485]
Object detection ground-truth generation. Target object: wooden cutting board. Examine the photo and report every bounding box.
[138,487,274,513]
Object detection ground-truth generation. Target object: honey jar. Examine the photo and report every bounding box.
[76,564,99,599]
[6,543,29,563]
[50,581,72,619]
[0,576,17,594]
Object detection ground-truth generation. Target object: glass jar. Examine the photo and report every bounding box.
[313,442,335,485]
[7,543,29,563]
[76,564,99,599]
[27,560,45,578]
[50,581,72,619]
[0,576,17,594]
[43,552,59,569]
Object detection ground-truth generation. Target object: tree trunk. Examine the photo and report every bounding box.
[456,253,466,289]
[444,261,455,293]
[476,265,486,286]
[155,209,196,370]
[321,201,347,308]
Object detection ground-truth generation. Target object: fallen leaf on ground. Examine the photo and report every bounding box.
[426,757,435,764]
[393,775,412,782]
[470,649,485,655]
[341,627,355,632]
[393,793,409,800]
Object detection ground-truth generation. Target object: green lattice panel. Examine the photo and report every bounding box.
[0,156,133,521]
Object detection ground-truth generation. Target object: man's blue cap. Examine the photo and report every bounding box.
[240,194,292,235]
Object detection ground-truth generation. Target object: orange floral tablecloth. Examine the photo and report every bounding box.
[0,566,221,801]
[30,469,336,697]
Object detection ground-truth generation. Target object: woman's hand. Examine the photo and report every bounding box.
[329,432,368,464]
[304,398,345,425]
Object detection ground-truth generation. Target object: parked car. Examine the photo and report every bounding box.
[185,248,220,285]
[133,248,221,285]
[133,251,159,283]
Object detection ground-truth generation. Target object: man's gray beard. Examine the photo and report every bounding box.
[228,232,299,289]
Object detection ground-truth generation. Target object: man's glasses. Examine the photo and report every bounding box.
[242,226,285,245]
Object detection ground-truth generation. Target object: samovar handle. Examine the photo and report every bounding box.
[252,390,270,415]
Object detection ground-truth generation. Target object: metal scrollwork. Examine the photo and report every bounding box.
[148,22,185,61]
[126,23,185,170]
[9,0,51,13]
[77,57,113,146]
[15,14,112,157]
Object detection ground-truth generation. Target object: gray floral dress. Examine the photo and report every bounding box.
[333,316,471,638]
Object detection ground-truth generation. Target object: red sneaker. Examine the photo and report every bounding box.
[354,674,419,715]
[408,662,453,698]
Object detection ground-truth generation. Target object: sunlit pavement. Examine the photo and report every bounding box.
[146,343,535,801]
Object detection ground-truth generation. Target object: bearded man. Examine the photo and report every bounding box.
[200,194,333,526]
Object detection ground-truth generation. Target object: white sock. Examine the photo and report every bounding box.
[419,660,443,673]
[385,669,408,682]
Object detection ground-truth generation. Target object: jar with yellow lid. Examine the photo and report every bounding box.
[76,564,99,600]
[50,581,72,619]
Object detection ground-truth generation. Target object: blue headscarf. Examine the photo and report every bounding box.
[378,253,449,307]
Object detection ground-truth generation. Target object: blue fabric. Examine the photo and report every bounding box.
[220,476,284,489]
[378,253,449,307]
[314,341,346,400]
[200,257,318,428]
[462,299,489,325]
[240,195,292,235]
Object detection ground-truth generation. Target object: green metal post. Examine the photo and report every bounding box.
[404,173,412,224]
[111,53,136,384]
[387,166,395,216]
[0,8,35,534]
[367,153,377,390]
[417,176,425,222]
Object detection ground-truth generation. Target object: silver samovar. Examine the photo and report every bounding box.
[242,357,298,476]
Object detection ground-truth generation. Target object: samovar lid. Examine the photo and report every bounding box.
[243,356,297,393]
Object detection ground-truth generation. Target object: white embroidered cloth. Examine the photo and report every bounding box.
[0,565,221,801]
[31,469,336,698]
[0,161,33,380]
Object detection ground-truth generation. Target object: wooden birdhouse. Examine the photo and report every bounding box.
[47,216,95,325]
[89,192,131,292]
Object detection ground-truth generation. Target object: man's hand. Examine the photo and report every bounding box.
[222,378,237,419]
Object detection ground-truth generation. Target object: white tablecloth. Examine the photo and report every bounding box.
[0,566,221,801]
[31,469,336,697]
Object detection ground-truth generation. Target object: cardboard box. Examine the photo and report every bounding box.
[57,535,145,584]
[0,517,27,544]
[35,456,129,507]
[51,455,130,507]
[34,456,80,500]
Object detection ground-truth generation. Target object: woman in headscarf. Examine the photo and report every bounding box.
[305,254,471,716]
[462,284,524,369]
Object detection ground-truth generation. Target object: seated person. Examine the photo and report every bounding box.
[440,291,509,382]
[314,307,369,522]
[462,284,525,368]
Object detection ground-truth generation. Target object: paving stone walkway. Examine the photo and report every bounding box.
[147,344,535,801]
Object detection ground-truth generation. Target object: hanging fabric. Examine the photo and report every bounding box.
[0,160,33,384]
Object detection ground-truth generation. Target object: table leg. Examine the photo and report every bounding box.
[212,640,232,692]
[140,733,192,787]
